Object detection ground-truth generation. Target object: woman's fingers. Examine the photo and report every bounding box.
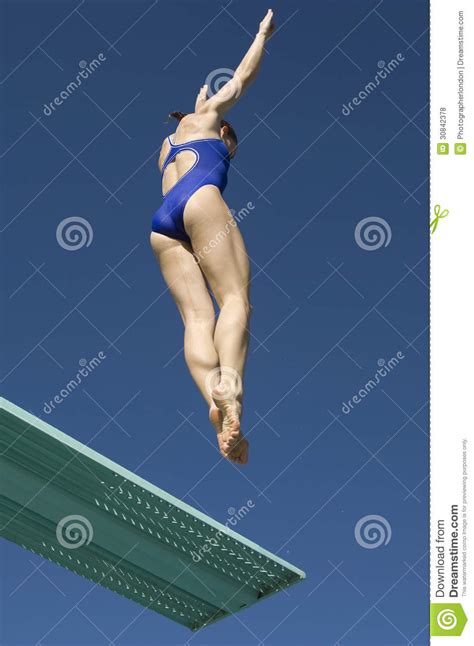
[195,84,208,110]
[260,9,272,27]
[259,8,275,38]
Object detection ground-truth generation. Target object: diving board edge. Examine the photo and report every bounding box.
[0,396,306,581]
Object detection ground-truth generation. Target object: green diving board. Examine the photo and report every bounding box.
[0,397,305,630]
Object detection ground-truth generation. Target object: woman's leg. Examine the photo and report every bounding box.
[184,186,251,464]
[150,232,218,406]
[150,231,242,461]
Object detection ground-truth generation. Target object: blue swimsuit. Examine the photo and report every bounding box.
[151,136,230,244]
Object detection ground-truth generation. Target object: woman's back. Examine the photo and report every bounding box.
[159,111,223,194]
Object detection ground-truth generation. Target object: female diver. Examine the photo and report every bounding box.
[150,10,275,465]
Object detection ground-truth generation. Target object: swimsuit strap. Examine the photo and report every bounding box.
[162,135,187,173]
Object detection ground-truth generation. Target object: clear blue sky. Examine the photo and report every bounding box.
[1,0,428,644]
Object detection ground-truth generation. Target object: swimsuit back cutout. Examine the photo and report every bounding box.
[161,136,229,193]
[151,135,230,244]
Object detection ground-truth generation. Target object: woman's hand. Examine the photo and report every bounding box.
[205,9,274,115]
[195,85,208,112]
[258,9,275,40]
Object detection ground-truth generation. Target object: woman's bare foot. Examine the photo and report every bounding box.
[209,389,248,464]
[209,405,239,459]
[227,434,249,464]
[209,405,229,455]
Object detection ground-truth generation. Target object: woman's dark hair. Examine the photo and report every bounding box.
[221,119,238,146]
[169,111,187,122]
[169,112,238,146]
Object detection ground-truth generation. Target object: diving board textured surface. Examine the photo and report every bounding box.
[0,397,305,630]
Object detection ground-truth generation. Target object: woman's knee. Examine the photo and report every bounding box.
[182,307,216,328]
[219,292,251,316]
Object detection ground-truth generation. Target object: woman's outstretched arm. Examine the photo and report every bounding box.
[202,9,275,115]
